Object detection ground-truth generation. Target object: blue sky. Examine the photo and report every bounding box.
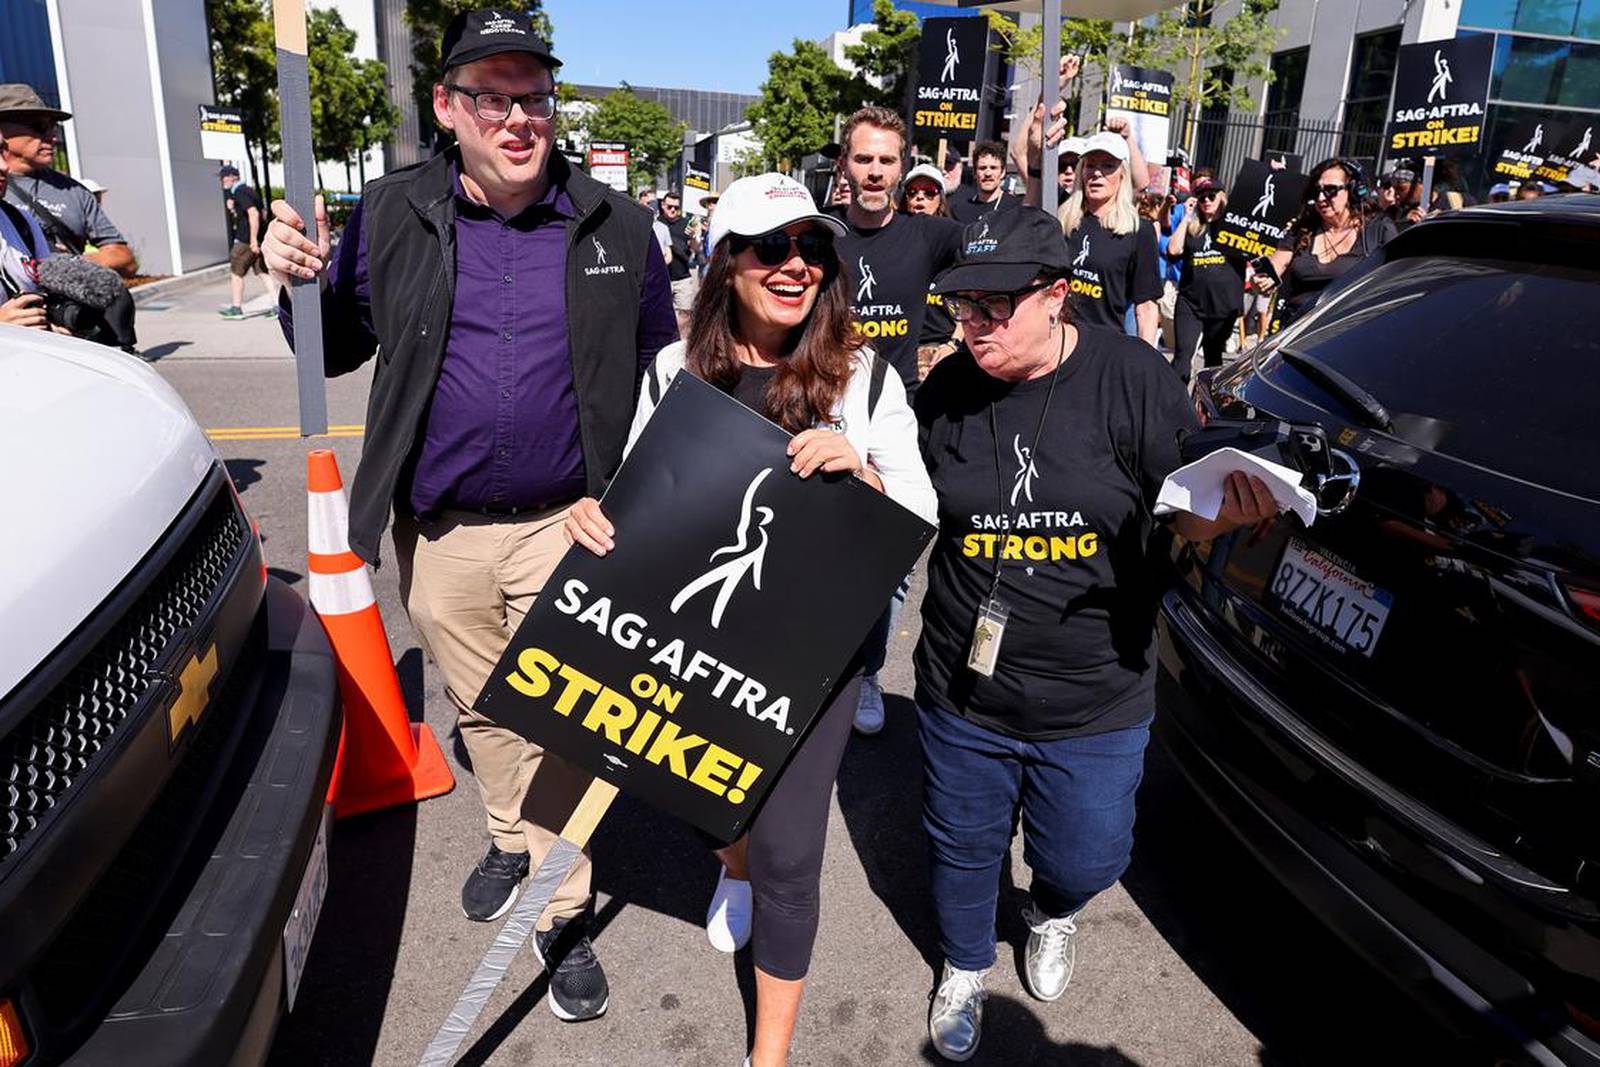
[543,0,846,96]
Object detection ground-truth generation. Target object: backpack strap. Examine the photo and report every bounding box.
[646,359,663,406]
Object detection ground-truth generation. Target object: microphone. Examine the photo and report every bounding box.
[37,255,123,311]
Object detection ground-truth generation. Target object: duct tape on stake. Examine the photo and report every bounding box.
[417,779,619,1067]
[272,0,329,437]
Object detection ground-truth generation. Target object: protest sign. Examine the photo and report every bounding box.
[477,374,936,844]
[587,141,630,192]
[1540,116,1598,184]
[682,168,713,215]
[1384,36,1493,159]
[913,17,993,135]
[198,104,247,162]
[1211,159,1309,263]
[1489,117,1553,183]
[1105,64,1174,168]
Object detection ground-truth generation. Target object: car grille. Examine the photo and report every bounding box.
[0,480,250,864]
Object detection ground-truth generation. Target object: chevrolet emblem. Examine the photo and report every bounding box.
[166,645,220,745]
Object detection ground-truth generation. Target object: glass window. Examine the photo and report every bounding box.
[1499,36,1566,104]
[1343,30,1400,156]
[1462,0,1519,29]
[1580,0,1600,36]
[1559,40,1600,108]
[1264,48,1309,155]
[1269,257,1600,497]
[1514,0,1580,35]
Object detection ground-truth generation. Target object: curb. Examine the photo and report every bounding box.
[131,262,231,306]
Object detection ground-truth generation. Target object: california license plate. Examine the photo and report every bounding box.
[1267,538,1393,657]
[283,806,331,1012]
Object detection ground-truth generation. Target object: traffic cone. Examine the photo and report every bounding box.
[307,449,454,818]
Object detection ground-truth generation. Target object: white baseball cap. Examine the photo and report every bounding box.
[904,163,945,190]
[708,173,846,251]
[1058,136,1089,160]
[1081,131,1130,163]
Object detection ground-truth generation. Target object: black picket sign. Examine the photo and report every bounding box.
[477,374,936,844]
[1384,36,1493,161]
[1210,159,1310,263]
[913,17,992,135]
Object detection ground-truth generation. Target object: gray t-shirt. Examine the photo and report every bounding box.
[3,167,126,253]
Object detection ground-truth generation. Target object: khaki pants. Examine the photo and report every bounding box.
[394,504,590,929]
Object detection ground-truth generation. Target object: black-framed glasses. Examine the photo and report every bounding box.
[905,185,942,200]
[945,283,1050,324]
[731,229,834,267]
[445,83,556,122]
[1316,182,1350,200]
[661,201,681,213]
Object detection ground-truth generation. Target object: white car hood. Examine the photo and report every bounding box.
[0,328,215,700]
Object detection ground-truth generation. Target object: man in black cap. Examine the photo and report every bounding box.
[0,84,136,278]
[263,8,676,1023]
[218,164,273,318]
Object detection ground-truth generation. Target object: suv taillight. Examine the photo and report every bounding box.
[0,998,29,1067]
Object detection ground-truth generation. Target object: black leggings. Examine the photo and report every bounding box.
[1172,301,1237,385]
[739,667,863,981]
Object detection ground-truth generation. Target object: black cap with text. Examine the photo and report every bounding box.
[931,208,1072,295]
[441,9,563,72]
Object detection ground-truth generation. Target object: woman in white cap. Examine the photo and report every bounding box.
[565,173,935,1067]
[900,162,961,377]
[1059,131,1163,345]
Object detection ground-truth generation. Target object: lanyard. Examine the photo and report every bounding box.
[985,326,1066,600]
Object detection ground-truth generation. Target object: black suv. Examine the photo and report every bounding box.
[0,466,341,1065]
[1157,196,1600,1063]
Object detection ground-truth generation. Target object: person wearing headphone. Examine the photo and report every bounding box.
[1252,158,1396,326]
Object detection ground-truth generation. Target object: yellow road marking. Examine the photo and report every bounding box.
[206,424,365,441]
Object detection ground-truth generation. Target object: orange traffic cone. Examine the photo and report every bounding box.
[307,449,454,818]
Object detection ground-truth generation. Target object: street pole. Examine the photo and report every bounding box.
[272,0,329,437]
[1042,0,1061,215]
[1419,153,1437,217]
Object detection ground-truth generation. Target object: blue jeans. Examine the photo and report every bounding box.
[917,703,1152,971]
[860,573,912,678]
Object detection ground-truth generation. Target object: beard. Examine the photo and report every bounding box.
[849,178,893,213]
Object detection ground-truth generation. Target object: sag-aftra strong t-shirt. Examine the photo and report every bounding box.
[837,212,962,391]
[912,327,1198,740]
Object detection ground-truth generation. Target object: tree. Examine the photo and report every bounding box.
[1146,0,1282,156]
[404,0,554,152]
[841,0,921,112]
[206,0,278,190]
[748,39,855,171]
[584,88,687,191]
[994,16,1116,135]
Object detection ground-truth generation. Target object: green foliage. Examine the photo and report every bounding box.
[748,38,856,171]
[842,0,921,111]
[404,1,553,149]
[1155,0,1283,153]
[306,9,399,171]
[206,0,278,174]
[583,87,687,190]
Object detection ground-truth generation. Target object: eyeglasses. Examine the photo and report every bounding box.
[445,84,557,122]
[945,283,1050,324]
[1,118,55,138]
[731,230,834,267]
[1316,182,1350,200]
[662,202,681,212]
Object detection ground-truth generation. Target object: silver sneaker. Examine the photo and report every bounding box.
[928,961,988,1062]
[1021,900,1077,1002]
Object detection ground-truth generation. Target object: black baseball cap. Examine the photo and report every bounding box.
[931,208,1072,295]
[218,164,240,178]
[441,9,563,72]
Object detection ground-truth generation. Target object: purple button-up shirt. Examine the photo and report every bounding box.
[281,165,677,517]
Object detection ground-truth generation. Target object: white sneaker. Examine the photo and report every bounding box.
[928,961,988,1062]
[706,866,752,952]
[853,674,885,735]
[1020,899,1078,1002]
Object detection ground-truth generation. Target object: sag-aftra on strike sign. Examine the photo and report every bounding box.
[1385,36,1493,158]
[478,374,935,843]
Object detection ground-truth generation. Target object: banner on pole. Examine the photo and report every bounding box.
[913,17,991,135]
[477,375,935,844]
[1105,65,1174,171]
[198,104,248,162]
[1384,36,1493,159]
[1211,159,1309,263]
[587,141,631,192]
[682,168,712,216]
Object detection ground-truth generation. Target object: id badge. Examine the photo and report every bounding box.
[966,597,1010,678]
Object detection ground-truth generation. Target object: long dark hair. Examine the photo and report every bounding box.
[685,232,862,434]
[1289,158,1378,253]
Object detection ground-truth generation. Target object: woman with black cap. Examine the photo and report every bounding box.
[1165,175,1246,383]
[911,207,1276,1062]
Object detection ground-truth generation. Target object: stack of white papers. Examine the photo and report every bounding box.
[1153,446,1319,527]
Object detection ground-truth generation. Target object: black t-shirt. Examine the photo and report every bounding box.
[950,189,1024,225]
[920,286,956,345]
[1064,214,1163,334]
[225,182,265,245]
[912,328,1199,740]
[1277,216,1398,319]
[727,362,777,415]
[665,215,693,282]
[1176,223,1246,319]
[838,212,963,391]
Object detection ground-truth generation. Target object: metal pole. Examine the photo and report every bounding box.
[1042,0,1061,215]
[1418,154,1437,217]
[272,0,329,437]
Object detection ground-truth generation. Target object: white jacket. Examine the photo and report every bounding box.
[626,340,937,526]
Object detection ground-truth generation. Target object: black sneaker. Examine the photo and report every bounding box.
[533,914,610,1021]
[460,843,529,922]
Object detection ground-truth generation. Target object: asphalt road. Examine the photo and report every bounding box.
[136,279,1473,1067]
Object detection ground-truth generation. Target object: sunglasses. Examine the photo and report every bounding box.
[731,229,833,267]
[905,185,942,199]
[1316,182,1350,200]
[1197,189,1222,200]
[945,283,1050,324]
